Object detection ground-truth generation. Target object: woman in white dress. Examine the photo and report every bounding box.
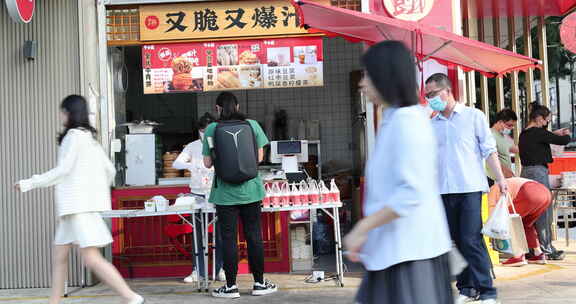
[173,112,226,283]
[344,41,453,304]
[15,95,144,304]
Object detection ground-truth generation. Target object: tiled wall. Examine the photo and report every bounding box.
[196,37,364,166]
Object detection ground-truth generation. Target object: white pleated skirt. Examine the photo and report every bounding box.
[54,212,113,248]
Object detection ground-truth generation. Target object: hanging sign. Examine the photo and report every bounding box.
[5,0,35,23]
[140,0,307,41]
[142,36,323,94]
[382,0,435,21]
[561,13,576,54]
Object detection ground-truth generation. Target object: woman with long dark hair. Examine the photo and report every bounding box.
[519,103,571,261]
[202,92,277,298]
[15,95,144,304]
[344,41,453,304]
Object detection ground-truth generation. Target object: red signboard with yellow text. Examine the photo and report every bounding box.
[142,36,324,94]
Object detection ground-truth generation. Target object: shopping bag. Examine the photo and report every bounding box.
[491,197,529,257]
[482,194,511,239]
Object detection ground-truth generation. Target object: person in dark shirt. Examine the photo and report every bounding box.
[519,103,571,260]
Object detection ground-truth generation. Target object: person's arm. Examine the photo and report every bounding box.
[202,125,214,169]
[344,207,399,262]
[173,146,194,171]
[501,163,515,178]
[475,111,508,193]
[16,130,80,192]
[258,148,264,163]
[344,111,430,262]
[541,129,571,145]
[509,145,519,154]
[486,152,508,192]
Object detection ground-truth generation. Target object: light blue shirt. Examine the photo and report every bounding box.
[362,106,452,271]
[431,103,497,195]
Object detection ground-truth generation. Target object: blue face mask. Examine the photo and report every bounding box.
[427,96,447,112]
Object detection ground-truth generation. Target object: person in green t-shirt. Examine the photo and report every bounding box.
[487,109,519,186]
[202,92,277,299]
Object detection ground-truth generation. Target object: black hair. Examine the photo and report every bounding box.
[216,92,246,121]
[361,41,418,108]
[58,95,97,145]
[529,102,551,121]
[495,109,518,122]
[425,73,453,89]
[197,112,215,130]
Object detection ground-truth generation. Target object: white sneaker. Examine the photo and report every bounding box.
[127,294,145,304]
[252,279,278,296]
[183,270,204,283]
[212,284,240,298]
[455,294,477,304]
[217,269,226,282]
[481,299,500,304]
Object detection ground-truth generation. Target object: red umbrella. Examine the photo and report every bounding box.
[293,0,541,78]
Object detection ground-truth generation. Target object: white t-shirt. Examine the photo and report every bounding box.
[173,139,214,194]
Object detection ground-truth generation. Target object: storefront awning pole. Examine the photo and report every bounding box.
[420,40,452,62]
[376,26,392,41]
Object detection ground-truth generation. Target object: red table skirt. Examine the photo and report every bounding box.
[111,186,290,278]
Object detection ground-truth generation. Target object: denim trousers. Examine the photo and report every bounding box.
[442,192,497,300]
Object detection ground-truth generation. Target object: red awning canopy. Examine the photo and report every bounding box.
[294,0,541,78]
[464,0,576,18]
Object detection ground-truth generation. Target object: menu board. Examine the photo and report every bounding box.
[142,36,323,94]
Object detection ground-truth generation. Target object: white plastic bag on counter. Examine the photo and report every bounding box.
[152,195,169,211]
[308,180,320,205]
[319,180,331,204]
[299,180,309,205]
[330,179,341,203]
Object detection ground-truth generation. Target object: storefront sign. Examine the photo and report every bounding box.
[142,36,323,94]
[139,0,307,41]
[561,12,576,54]
[5,0,35,23]
[371,0,452,32]
[383,0,435,21]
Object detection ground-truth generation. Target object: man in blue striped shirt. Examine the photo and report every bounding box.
[426,73,508,304]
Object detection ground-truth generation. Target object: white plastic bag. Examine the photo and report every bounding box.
[482,194,511,239]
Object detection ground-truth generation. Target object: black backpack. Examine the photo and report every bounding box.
[212,120,259,184]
